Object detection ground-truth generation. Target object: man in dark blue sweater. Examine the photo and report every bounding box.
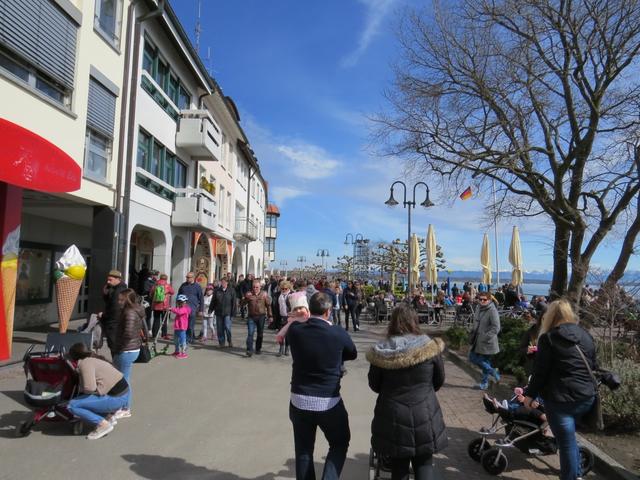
[287,292,357,480]
[177,272,204,344]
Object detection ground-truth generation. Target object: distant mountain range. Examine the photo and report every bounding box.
[443,270,640,284]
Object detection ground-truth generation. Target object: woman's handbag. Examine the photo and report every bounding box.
[135,342,152,363]
[575,345,604,431]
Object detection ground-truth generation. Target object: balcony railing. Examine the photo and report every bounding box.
[175,109,222,160]
[234,217,258,242]
[172,188,217,231]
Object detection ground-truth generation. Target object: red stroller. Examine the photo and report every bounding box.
[15,343,83,437]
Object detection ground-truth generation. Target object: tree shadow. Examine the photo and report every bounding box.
[121,453,371,479]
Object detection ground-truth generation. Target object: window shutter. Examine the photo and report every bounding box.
[87,77,116,137]
[0,0,78,89]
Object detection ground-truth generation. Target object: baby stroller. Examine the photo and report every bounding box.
[468,393,594,476]
[15,344,83,437]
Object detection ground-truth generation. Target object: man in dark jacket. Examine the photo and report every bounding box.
[178,272,204,344]
[98,269,128,357]
[239,274,253,319]
[209,278,236,347]
[287,292,357,480]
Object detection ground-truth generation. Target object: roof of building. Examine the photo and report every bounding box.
[267,204,280,216]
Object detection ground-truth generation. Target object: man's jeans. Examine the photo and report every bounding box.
[113,350,137,409]
[216,315,232,346]
[332,308,341,326]
[545,397,595,480]
[289,400,351,480]
[468,350,495,386]
[246,315,266,353]
[186,307,197,343]
[68,393,128,426]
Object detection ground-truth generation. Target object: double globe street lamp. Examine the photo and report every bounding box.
[385,181,434,295]
[316,249,330,273]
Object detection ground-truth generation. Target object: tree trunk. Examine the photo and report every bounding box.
[567,258,588,305]
[550,225,570,299]
[604,195,640,290]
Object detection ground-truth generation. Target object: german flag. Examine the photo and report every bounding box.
[459,186,472,201]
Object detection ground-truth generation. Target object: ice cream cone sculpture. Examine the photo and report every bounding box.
[1,226,19,358]
[54,245,86,333]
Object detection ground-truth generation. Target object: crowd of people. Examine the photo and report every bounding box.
[62,267,600,480]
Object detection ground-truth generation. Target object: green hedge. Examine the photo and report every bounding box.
[493,316,529,383]
[600,358,640,431]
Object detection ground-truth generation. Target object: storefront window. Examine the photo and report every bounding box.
[17,245,53,304]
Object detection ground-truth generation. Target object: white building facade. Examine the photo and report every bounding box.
[0,0,130,327]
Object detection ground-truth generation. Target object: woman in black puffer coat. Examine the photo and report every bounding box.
[367,303,447,480]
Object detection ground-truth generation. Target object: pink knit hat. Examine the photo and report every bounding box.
[288,291,309,310]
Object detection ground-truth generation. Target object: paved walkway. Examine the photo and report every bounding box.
[0,319,605,479]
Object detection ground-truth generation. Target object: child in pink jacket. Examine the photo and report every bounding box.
[171,295,191,358]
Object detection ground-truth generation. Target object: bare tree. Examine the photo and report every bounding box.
[332,256,355,280]
[376,0,640,302]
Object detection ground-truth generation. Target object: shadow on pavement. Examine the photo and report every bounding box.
[0,409,30,438]
[121,453,372,479]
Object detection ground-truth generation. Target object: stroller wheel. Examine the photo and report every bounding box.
[468,437,491,462]
[579,446,594,475]
[14,420,34,437]
[72,421,84,436]
[481,447,508,475]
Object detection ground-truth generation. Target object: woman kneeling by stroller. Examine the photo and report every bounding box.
[67,343,129,440]
[367,303,448,480]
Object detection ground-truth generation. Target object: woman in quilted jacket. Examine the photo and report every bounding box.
[367,303,447,480]
[112,288,147,420]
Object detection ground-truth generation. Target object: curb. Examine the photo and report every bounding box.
[444,348,639,480]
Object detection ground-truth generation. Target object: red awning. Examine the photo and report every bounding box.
[0,118,81,192]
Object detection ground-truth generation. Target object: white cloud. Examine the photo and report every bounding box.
[341,0,398,67]
[270,186,308,206]
[276,144,341,179]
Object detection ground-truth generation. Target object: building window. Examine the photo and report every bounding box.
[141,38,191,115]
[265,238,275,253]
[0,47,71,108]
[0,1,78,107]
[177,85,191,110]
[85,76,117,183]
[219,186,226,226]
[94,0,122,47]
[137,130,151,169]
[84,129,110,182]
[174,160,187,188]
[136,128,186,190]
[267,214,277,228]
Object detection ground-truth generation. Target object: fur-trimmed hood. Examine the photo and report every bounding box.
[366,335,445,370]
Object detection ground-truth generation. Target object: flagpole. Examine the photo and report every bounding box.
[493,178,500,287]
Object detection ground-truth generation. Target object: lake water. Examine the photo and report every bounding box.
[520,283,552,298]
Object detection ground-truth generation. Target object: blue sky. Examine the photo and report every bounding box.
[171,0,639,274]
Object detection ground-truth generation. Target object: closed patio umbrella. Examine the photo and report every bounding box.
[426,224,437,290]
[481,233,492,286]
[509,226,524,286]
[410,234,420,288]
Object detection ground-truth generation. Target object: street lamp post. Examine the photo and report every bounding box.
[344,233,370,279]
[316,249,330,273]
[296,255,306,275]
[280,260,288,277]
[384,181,434,295]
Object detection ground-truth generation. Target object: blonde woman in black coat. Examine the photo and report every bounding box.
[367,303,447,480]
